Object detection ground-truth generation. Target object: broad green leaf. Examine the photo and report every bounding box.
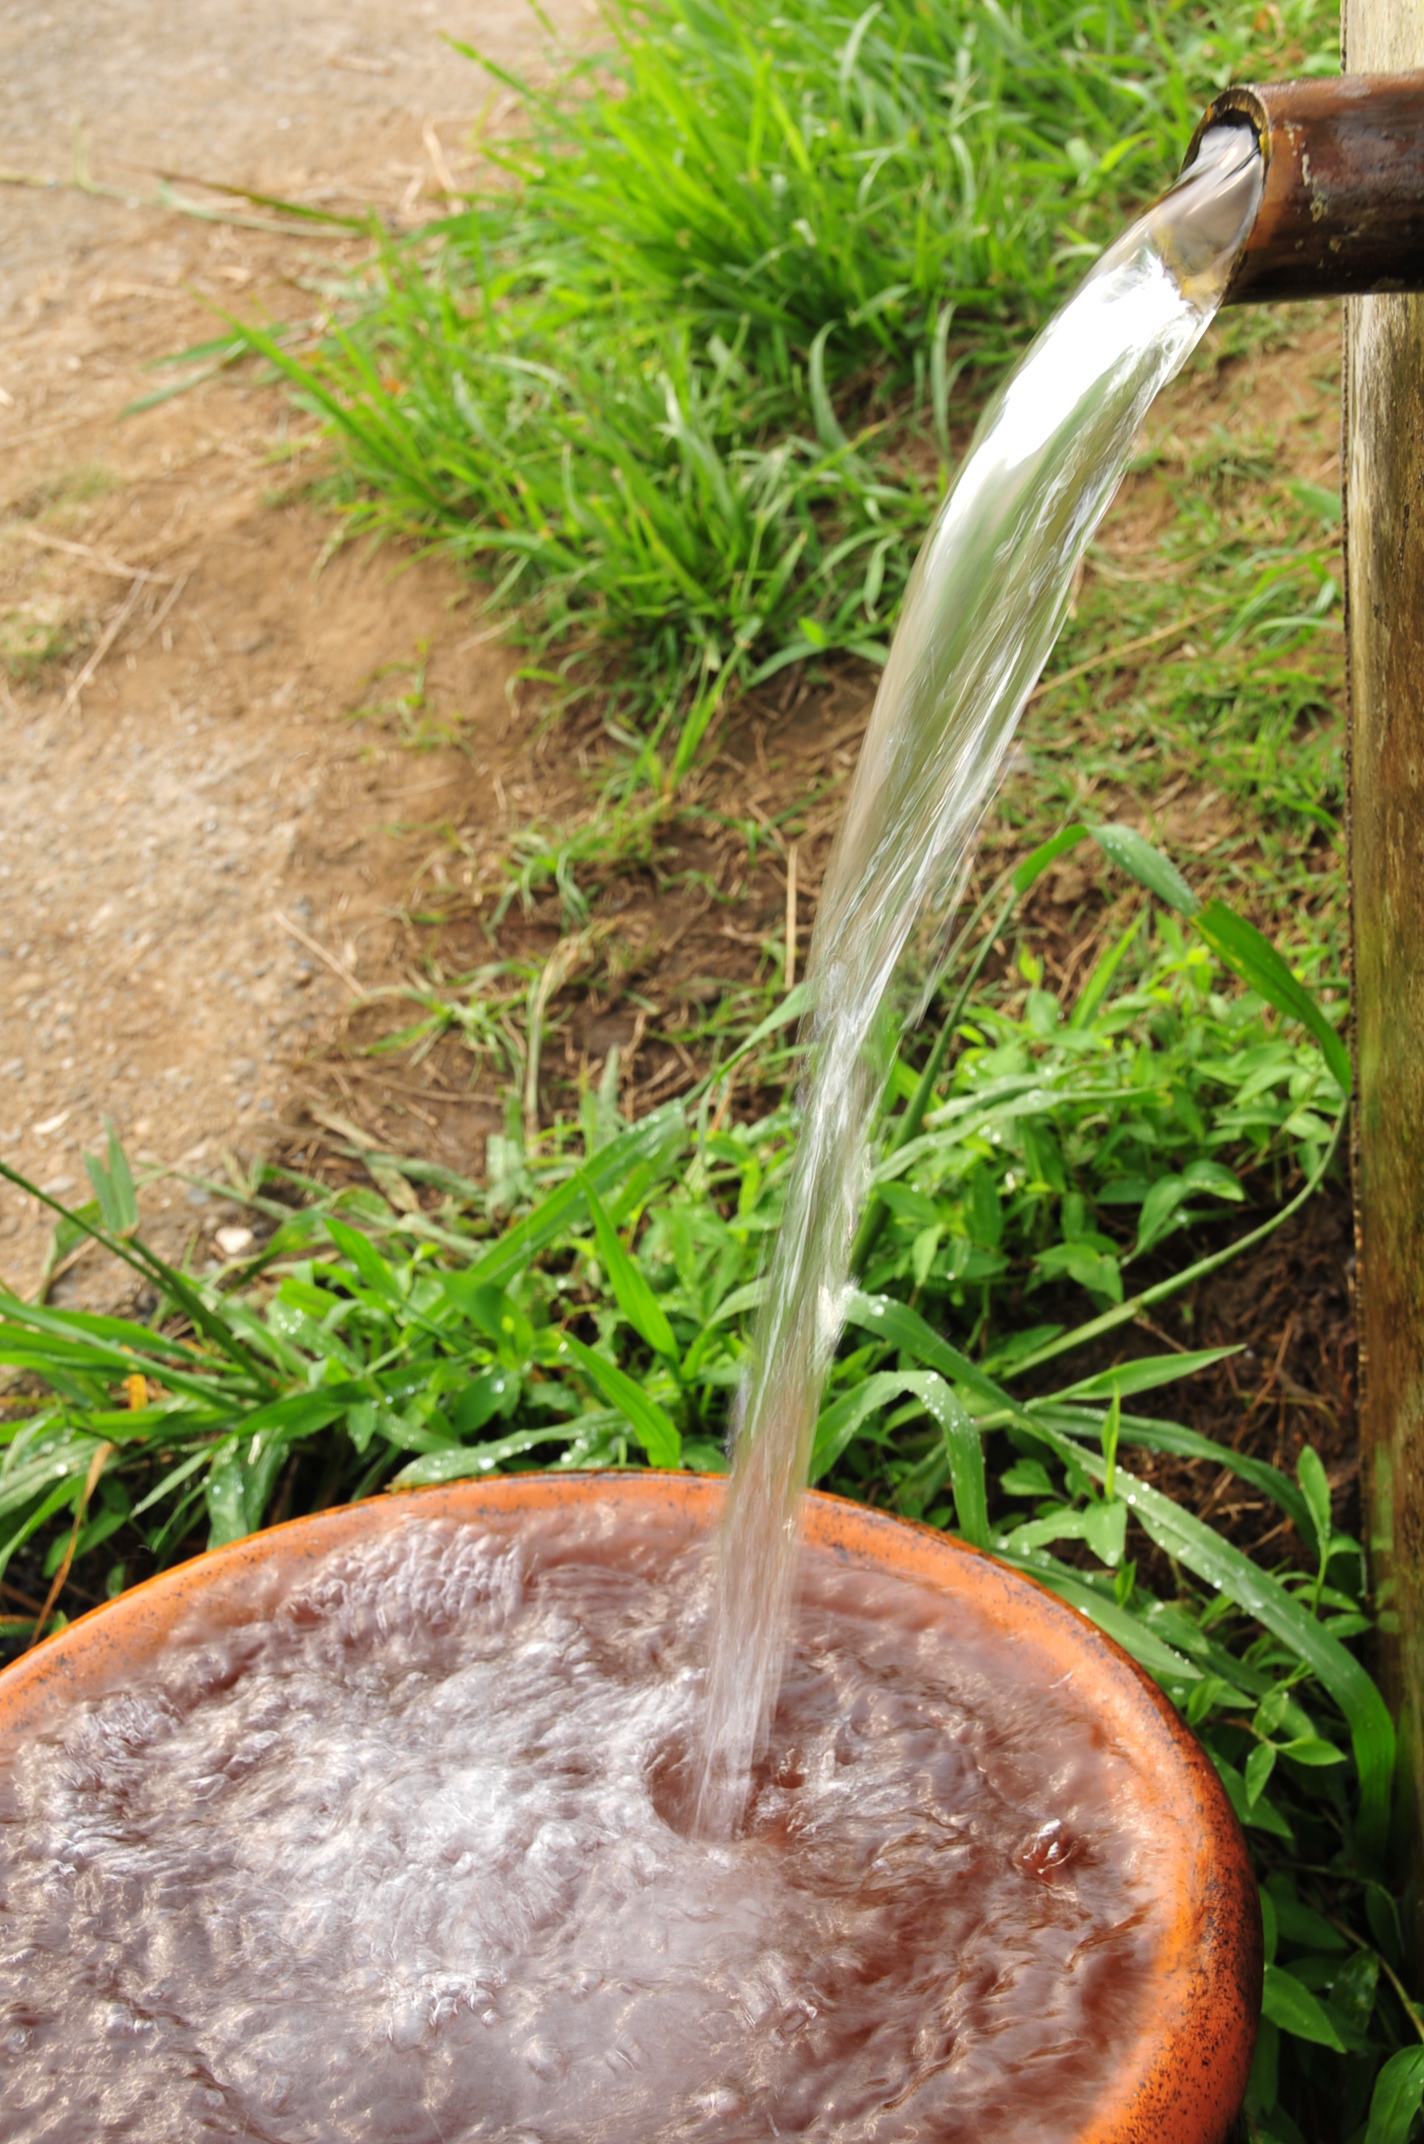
[205,1455,248,1549]
[469,1104,686,1288]
[1332,1947,1380,2034]
[1260,1964,1346,2051]
[1135,1173,1189,1254]
[559,1334,681,1467]
[1267,1880,1349,1953]
[1213,1755,1294,1840]
[1183,1158,1244,1200]
[1134,1162,1244,1253]
[439,1275,535,1362]
[579,1171,679,1360]
[1090,823,1199,916]
[1193,899,1351,1094]
[1082,1497,1128,1566]
[392,1424,575,1486]
[1297,1443,1333,1563]
[1278,1735,1347,1767]
[204,1433,287,1547]
[1051,1349,1238,1403]
[1003,1500,1126,1567]
[1365,2046,1424,2144]
[1011,823,1088,894]
[1029,1423,1395,1854]
[1245,1741,1276,1806]
[452,1367,518,1437]
[1035,1240,1122,1302]
[325,1217,404,1305]
[84,1122,140,1236]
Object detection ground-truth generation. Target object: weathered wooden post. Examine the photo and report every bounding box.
[1344,0,1424,1942]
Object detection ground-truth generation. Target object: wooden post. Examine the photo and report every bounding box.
[1345,0,1424,1938]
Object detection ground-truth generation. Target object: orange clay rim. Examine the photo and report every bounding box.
[0,1471,1260,2144]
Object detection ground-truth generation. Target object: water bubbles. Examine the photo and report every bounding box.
[387,1998,430,2052]
[524,2036,569,2083]
[0,1511,1170,2142]
[695,2084,745,2118]
[1015,1818,1081,1879]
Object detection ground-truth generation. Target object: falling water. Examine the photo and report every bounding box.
[692,120,1265,1837]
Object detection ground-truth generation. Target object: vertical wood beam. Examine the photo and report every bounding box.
[1344,0,1424,1935]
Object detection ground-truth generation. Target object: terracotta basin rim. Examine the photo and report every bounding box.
[0,1470,1261,2144]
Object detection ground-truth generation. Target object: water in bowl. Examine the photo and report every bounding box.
[1,1507,1175,2142]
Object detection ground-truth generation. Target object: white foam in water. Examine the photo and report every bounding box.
[1,1509,1176,2142]
[692,122,1265,1835]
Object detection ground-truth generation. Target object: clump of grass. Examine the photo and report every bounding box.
[0,604,76,683]
[240,0,1337,719]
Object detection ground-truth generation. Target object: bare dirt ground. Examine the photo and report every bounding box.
[0,0,594,1293]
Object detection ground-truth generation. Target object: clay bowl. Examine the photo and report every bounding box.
[0,1471,1260,2142]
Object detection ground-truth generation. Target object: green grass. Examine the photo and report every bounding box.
[233,0,1338,725]
[0,605,77,683]
[1004,317,1345,945]
[0,834,1409,2142]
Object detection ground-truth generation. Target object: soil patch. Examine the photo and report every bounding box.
[0,0,587,1296]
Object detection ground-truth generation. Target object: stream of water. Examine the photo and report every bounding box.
[691,120,1264,1837]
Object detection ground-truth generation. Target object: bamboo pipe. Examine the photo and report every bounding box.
[1182,74,1424,303]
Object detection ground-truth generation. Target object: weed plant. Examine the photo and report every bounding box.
[1005,325,1346,954]
[236,0,1338,722]
[1,829,1416,2139]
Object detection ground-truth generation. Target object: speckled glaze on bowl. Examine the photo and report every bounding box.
[0,1471,1260,2142]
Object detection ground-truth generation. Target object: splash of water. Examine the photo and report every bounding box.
[0,1514,1171,2142]
[692,122,1264,1838]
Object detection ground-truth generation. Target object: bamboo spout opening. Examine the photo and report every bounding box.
[1183,73,1424,303]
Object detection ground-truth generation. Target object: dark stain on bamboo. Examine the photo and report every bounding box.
[1184,74,1424,303]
